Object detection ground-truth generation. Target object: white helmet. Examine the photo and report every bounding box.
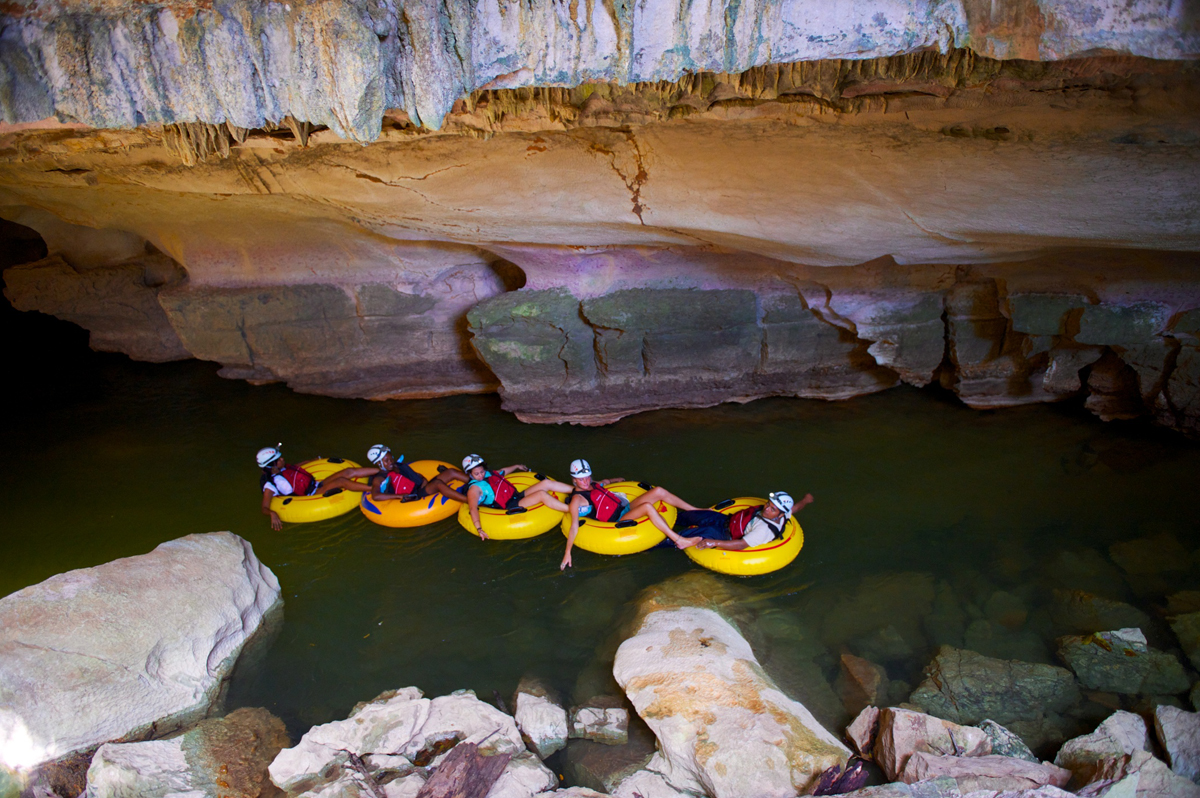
[569,459,592,478]
[367,444,394,466]
[462,453,485,471]
[256,445,282,468]
[768,491,795,517]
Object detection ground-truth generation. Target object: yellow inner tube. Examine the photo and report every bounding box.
[457,472,566,540]
[360,460,464,528]
[270,458,367,524]
[561,481,677,555]
[684,498,804,576]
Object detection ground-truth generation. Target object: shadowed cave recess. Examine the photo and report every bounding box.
[1,0,1199,435]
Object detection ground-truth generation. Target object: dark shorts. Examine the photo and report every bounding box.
[655,509,730,547]
[484,490,525,511]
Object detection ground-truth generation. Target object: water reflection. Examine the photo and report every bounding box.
[1,354,1198,742]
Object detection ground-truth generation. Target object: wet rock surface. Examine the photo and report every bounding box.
[1056,629,1189,695]
[0,532,282,771]
[84,707,289,798]
[613,582,850,797]
[909,647,1081,727]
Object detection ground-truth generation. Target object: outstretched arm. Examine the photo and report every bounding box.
[261,489,282,531]
[560,498,586,570]
[498,463,530,475]
[467,486,488,540]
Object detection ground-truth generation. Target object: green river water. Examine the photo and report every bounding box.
[3,305,1200,752]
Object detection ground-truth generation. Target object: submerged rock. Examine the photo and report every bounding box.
[84,707,288,798]
[613,603,849,797]
[1170,612,1200,671]
[0,532,282,771]
[1048,591,1153,640]
[1057,628,1190,695]
[908,647,1081,726]
[838,654,890,718]
[570,705,628,747]
[563,714,656,794]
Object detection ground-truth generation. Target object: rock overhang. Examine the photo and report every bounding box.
[2,0,1199,140]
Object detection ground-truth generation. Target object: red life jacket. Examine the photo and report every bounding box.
[728,507,759,539]
[279,464,315,496]
[486,472,516,507]
[384,470,418,496]
[578,483,625,522]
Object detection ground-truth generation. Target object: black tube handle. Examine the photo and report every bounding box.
[712,498,735,510]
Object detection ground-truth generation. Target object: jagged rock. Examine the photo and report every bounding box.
[1057,629,1190,695]
[1054,711,1150,785]
[978,720,1039,763]
[268,688,526,795]
[613,602,849,797]
[908,647,1081,726]
[874,707,991,781]
[6,0,1196,140]
[1155,706,1200,784]
[83,707,288,798]
[1084,750,1200,798]
[569,706,628,746]
[1170,613,1200,670]
[0,532,281,771]
[513,678,568,759]
[486,751,558,798]
[898,753,1071,792]
[838,654,891,717]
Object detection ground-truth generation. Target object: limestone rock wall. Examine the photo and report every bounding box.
[2,48,1199,433]
[465,251,1200,432]
[3,0,1198,140]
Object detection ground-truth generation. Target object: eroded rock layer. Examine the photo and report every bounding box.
[2,46,1199,433]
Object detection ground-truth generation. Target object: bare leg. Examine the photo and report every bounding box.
[529,478,573,494]
[629,486,700,513]
[320,474,372,494]
[620,504,698,548]
[521,489,569,512]
[424,476,466,503]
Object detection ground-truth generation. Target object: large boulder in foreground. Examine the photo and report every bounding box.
[613,603,849,797]
[0,533,282,771]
